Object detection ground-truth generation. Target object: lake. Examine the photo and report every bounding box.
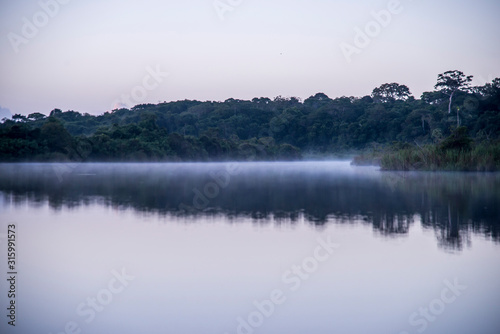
[0,161,499,334]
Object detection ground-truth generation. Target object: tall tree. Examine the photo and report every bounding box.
[371,83,411,103]
[12,114,27,122]
[27,112,46,121]
[304,93,332,108]
[434,70,473,126]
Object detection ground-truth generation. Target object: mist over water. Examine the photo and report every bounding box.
[1,161,499,250]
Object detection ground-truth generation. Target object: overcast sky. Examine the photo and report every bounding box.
[1,0,499,116]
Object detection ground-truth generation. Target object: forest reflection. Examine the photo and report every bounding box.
[1,162,498,250]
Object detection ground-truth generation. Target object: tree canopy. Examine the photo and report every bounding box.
[434,70,473,125]
[372,83,412,103]
[1,71,499,162]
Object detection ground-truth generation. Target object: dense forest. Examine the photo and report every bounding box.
[1,70,499,162]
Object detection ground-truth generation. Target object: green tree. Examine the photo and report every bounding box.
[434,70,473,126]
[49,108,63,117]
[12,114,27,122]
[372,83,412,103]
[304,93,332,109]
[27,112,46,121]
[40,117,73,154]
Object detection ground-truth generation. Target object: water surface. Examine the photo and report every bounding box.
[0,161,499,334]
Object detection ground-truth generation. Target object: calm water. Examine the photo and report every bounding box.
[0,161,499,334]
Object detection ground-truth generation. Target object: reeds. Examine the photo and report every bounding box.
[380,143,500,171]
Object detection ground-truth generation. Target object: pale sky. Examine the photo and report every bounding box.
[1,0,499,116]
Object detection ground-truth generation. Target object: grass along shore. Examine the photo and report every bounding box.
[354,127,500,171]
[380,143,500,171]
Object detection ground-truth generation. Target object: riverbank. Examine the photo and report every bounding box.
[352,127,500,171]
[352,144,500,172]
[379,143,500,171]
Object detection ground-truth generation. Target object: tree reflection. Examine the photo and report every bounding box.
[0,163,499,250]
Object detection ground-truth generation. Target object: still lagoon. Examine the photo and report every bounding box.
[0,161,499,334]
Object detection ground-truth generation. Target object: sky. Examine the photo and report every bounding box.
[0,0,499,117]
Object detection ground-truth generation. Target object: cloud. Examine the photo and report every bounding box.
[0,106,12,120]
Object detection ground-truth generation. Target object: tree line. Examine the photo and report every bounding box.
[1,70,499,162]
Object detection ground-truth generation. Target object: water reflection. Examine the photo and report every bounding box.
[0,162,499,250]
